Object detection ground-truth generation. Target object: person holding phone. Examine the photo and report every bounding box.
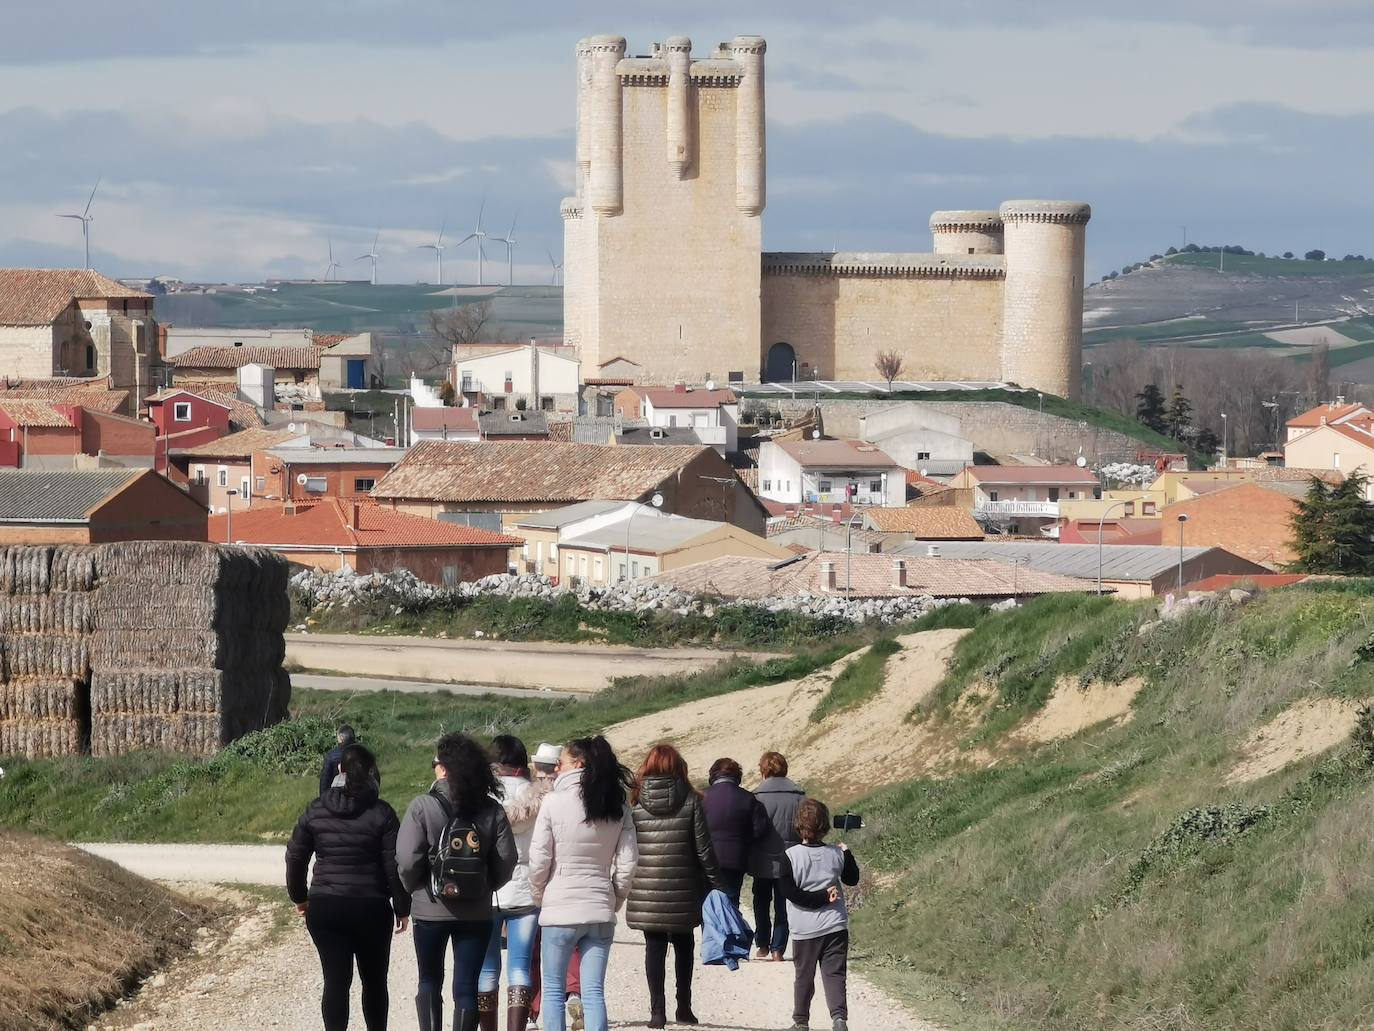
[779,799,861,1031]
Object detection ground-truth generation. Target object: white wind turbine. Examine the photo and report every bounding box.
[356,229,380,285]
[324,237,342,281]
[58,176,100,270]
[548,249,564,286]
[494,213,518,286]
[418,219,447,285]
[456,197,488,286]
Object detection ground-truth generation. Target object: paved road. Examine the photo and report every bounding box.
[82,843,943,1031]
[286,633,765,693]
[291,673,580,702]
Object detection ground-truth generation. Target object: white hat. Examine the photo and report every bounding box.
[532,742,562,766]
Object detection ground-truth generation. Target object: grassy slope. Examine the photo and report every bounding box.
[850,583,1374,1031]
[1166,252,1374,278]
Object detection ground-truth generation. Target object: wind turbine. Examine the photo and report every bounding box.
[548,249,564,286]
[418,219,447,286]
[494,213,518,286]
[356,229,380,285]
[457,197,488,286]
[58,176,100,269]
[324,237,342,281]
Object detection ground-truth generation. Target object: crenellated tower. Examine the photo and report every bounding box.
[562,34,766,383]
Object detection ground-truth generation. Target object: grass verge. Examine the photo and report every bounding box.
[810,638,900,722]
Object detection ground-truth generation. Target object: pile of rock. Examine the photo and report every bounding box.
[289,567,970,626]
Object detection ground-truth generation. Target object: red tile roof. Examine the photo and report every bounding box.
[772,439,897,468]
[1286,402,1371,429]
[0,399,74,428]
[209,499,523,550]
[0,269,150,325]
[171,345,322,371]
[1185,573,1309,593]
[861,507,983,537]
[961,465,1100,485]
[0,381,129,413]
[164,381,266,429]
[176,427,304,459]
[411,407,480,432]
[642,387,738,409]
[311,334,349,348]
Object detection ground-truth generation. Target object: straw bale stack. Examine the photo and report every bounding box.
[0,541,290,760]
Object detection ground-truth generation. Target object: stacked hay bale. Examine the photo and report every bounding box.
[0,546,94,758]
[0,541,290,760]
[88,542,290,757]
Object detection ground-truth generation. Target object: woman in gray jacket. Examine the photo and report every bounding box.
[750,751,806,961]
[627,743,723,1029]
[398,733,518,1031]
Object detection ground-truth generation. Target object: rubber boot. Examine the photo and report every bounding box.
[507,985,533,1031]
[416,991,443,1031]
[454,1010,479,1031]
[477,991,499,1031]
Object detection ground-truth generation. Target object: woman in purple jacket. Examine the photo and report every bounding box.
[702,757,770,907]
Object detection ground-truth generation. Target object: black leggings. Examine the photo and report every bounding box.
[643,931,695,1006]
[305,894,395,1031]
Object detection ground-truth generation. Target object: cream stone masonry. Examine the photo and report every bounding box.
[563,33,1090,400]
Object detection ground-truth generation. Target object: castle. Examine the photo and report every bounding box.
[561,34,1090,400]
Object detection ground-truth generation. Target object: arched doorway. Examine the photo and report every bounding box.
[764,342,796,382]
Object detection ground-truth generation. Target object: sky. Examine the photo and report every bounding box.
[2,1,1372,284]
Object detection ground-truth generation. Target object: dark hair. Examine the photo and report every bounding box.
[490,734,531,778]
[796,798,830,843]
[436,732,502,816]
[759,751,788,779]
[338,743,377,797]
[337,724,356,745]
[632,742,693,804]
[567,736,634,824]
[709,757,743,783]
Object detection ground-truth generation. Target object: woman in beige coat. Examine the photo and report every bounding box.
[527,736,639,1031]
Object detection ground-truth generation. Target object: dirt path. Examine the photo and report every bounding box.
[287,633,769,693]
[84,845,941,1031]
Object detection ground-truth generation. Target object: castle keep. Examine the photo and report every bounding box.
[561,34,1090,400]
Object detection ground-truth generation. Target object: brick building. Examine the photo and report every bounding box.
[0,468,207,544]
[0,400,154,470]
[207,499,521,584]
[1159,481,1306,570]
[250,447,406,506]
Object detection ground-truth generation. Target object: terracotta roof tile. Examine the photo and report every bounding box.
[176,427,304,459]
[208,499,523,550]
[772,439,897,468]
[0,269,149,325]
[311,334,349,348]
[165,381,266,429]
[1286,402,1371,428]
[372,440,717,504]
[0,381,129,413]
[642,387,738,409]
[861,507,984,537]
[0,399,74,428]
[172,345,322,371]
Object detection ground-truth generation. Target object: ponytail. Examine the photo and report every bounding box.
[567,735,634,824]
[338,743,378,797]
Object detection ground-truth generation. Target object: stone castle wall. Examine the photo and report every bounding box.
[760,272,1004,382]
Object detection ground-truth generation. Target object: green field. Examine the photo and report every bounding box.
[1165,252,1374,277]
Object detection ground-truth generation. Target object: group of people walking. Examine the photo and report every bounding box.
[286,730,860,1031]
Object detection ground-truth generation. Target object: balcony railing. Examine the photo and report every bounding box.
[975,500,1060,517]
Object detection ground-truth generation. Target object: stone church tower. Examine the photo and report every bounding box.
[562,35,766,384]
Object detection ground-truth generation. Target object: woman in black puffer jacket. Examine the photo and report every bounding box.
[627,744,723,1029]
[287,743,411,1031]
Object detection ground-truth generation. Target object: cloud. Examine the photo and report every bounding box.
[772,65,876,92]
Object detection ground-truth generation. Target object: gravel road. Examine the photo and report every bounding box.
[85,845,940,1031]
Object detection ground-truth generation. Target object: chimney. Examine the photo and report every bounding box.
[892,559,907,588]
[926,544,941,558]
[345,501,362,529]
[831,505,842,525]
[821,560,837,592]
[785,505,796,517]
[673,382,687,393]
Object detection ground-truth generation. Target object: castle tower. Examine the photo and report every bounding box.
[929,211,1003,255]
[998,200,1091,400]
[561,34,766,383]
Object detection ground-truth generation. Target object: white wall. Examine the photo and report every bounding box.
[758,442,803,502]
[165,326,312,358]
[643,399,740,453]
[453,346,581,399]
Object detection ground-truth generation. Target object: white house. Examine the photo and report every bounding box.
[858,403,973,476]
[640,385,740,453]
[948,465,1101,536]
[410,406,481,443]
[450,340,581,413]
[757,439,905,507]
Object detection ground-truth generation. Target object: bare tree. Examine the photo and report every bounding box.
[419,300,498,375]
[874,350,905,392]
[1308,339,1330,404]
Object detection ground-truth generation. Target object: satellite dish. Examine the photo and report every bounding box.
[811,429,821,439]
[287,422,297,432]
[1076,456,1088,468]
[296,473,309,485]
[705,380,716,391]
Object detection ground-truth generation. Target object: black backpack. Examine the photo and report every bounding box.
[427,789,490,902]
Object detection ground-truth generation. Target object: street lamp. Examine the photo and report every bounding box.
[1176,513,1190,593]
[224,488,239,545]
[1096,498,1131,596]
[623,492,663,583]
[1220,413,1228,463]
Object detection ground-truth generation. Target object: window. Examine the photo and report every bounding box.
[762,479,771,492]
[550,544,558,561]
[1334,452,1342,469]
[869,480,882,494]
[541,397,554,411]
[194,466,206,486]
[442,566,458,587]
[255,476,266,493]
[1048,488,1060,502]
[668,415,679,428]
[594,557,603,580]
[173,402,193,422]
[303,476,328,493]
[818,480,832,493]
[85,344,96,369]
[217,467,228,487]
[1143,502,1156,515]
[631,560,640,578]
[240,477,250,499]
[461,372,473,392]
[536,541,544,565]
[917,451,931,461]
[353,477,376,492]
[493,397,507,411]
[579,555,589,577]
[1123,502,1135,516]
[619,561,627,581]
[504,371,514,393]
[522,540,530,560]
[988,490,999,502]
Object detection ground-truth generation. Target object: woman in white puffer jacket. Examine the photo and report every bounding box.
[477,735,548,1031]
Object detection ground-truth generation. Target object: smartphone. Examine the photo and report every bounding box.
[832,812,863,832]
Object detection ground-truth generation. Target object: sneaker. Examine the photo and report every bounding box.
[832,1019,849,1031]
[566,993,584,1031]
[788,1024,808,1030]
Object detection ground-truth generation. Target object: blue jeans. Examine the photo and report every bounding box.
[479,909,540,991]
[753,877,790,954]
[413,918,492,1012]
[541,922,614,1031]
